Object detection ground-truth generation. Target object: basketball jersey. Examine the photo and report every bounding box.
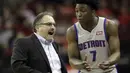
[74,17,117,73]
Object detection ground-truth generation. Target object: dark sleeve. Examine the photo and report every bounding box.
[11,39,42,73]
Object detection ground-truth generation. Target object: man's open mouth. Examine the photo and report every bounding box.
[48,31,54,35]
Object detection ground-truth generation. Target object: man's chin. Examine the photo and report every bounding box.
[46,35,54,41]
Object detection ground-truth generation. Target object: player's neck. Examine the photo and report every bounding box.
[80,16,99,32]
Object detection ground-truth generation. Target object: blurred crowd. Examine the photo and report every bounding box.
[0,0,130,73]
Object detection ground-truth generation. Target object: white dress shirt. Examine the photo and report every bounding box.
[34,33,62,73]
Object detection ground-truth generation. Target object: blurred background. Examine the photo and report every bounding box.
[0,0,130,73]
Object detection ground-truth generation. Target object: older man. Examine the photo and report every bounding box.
[11,12,67,73]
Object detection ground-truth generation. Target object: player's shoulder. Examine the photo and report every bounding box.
[67,22,78,33]
[100,17,118,30]
[106,18,118,25]
[66,22,78,38]
[67,25,75,36]
[98,16,117,25]
[105,18,118,34]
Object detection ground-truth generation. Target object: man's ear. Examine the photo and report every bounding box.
[35,24,39,31]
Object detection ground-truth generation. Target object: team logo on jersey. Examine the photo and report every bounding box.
[96,31,103,35]
[78,40,106,50]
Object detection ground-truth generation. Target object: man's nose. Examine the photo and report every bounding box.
[77,12,82,17]
[50,25,55,29]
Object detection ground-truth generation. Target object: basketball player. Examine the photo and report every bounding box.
[66,0,120,73]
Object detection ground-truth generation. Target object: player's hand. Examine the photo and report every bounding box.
[83,61,91,71]
[103,67,114,73]
[98,61,110,70]
[83,55,91,71]
[98,61,114,73]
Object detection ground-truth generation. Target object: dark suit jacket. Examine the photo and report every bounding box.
[11,34,67,73]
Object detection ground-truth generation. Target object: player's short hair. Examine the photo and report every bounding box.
[75,0,99,10]
[33,12,53,31]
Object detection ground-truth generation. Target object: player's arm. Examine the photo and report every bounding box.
[106,19,120,66]
[66,26,85,70]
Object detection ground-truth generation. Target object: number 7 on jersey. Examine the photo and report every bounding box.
[90,50,97,61]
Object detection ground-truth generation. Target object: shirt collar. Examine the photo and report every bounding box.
[34,33,53,45]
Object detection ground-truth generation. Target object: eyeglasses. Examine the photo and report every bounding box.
[39,22,56,26]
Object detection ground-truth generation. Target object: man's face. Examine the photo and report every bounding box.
[75,4,93,23]
[36,15,56,41]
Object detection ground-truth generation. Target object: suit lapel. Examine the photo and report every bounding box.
[52,42,58,53]
[31,34,51,68]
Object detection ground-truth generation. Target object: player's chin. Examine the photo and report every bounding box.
[78,19,83,21]
[78,19,85,23]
